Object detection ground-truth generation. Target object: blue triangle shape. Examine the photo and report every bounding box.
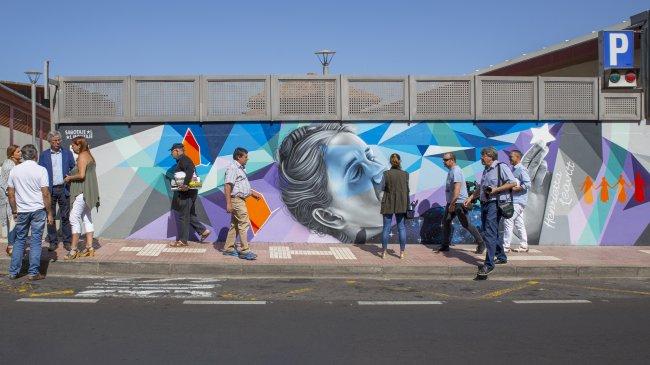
[358,123,391,145]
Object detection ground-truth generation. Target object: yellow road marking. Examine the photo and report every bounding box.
[29,290,75,297]
[285,288,313,295]
[542,282,650,296]
[480,280,540,299]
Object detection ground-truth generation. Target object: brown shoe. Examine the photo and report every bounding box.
[27,274,46,281]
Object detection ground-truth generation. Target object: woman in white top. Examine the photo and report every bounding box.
[1,145,21,256]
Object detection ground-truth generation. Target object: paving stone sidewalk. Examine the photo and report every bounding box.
[1,239,649,279]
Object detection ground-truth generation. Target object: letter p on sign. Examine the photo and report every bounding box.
[602,31,634,69]
[609,34,628,66]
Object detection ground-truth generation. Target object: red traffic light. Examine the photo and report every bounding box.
[625,72,636,83]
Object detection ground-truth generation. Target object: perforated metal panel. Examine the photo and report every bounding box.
[410,77,473,120]
[63,81,124,118]
[135,80,196,118]
[476,77,537,120]
[204,78,269,120]
[272,77,340,120]
[599,92,642,120]
[346,80,406,119]
[539,78,597,120]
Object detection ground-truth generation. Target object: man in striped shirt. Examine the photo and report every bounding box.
[223,147,261,260]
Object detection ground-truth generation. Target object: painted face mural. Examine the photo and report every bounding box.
[57,121,650,246]
[277,124,388,243]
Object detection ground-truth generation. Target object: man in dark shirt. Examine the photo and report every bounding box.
[169,143,210,247]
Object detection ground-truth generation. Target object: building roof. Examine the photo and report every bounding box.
[473,21,631,76]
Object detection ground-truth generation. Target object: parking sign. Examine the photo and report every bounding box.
[602,31,634,69]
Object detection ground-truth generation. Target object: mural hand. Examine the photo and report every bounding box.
[521,141,552,244]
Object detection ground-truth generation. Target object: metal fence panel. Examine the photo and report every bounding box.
[202,76,271,121]
[131,76,200,122]
[59,76,129,124]
[409,76,474,120]
[539,77,598,120]
[599,92,642,120]
[271,75,340,120]
[476,76,538,120]
[342,76,409,120]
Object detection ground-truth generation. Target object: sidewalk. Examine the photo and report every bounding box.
[1,239,649,279]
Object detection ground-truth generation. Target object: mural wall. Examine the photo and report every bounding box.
[58,121,650,246]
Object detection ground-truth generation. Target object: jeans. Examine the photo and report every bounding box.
[381,213,406,251]
[47,185,72,244]
[442,203,484,247]
[480,201,506,269]
[9,209,46,277]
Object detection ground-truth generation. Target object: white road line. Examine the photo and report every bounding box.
[507,256,561,261]
[17,298,99,303]
[357,301,443,305]
[512,300,591,304]
[183,300,267,305]
[639,250,650,255]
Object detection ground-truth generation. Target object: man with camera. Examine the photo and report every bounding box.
[439,152,485,254]
[463,147,517,278]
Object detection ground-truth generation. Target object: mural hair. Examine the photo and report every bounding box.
[277,123,353,242]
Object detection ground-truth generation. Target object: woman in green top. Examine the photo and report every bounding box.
[380,153,410,259]
[63,136,100,260]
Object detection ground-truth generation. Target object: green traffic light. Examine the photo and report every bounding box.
[609,72,621,83]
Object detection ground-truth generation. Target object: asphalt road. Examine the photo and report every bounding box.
[1,277,649,364]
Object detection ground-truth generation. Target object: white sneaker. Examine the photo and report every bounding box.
[513,247,529,253]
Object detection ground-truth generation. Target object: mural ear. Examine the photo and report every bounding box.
[312,208,345,230]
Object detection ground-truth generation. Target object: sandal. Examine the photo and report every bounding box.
[80,247,95,257]
[64,249,79,260]
[169,241,186,248]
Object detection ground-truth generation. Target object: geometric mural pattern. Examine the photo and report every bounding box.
[58,121,650,246]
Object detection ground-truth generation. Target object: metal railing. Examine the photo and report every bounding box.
[56,75,644,123]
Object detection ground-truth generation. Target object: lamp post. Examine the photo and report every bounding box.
[314,49,336,75]
[25,70,42,146]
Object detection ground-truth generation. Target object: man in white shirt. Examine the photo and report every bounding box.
[6,145,54,280]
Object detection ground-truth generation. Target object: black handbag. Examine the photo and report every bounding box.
[496,163,515,219]
[406,200,418,219]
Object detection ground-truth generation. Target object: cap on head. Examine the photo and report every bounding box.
[169,143,184,151]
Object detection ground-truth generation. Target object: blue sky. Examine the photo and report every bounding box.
[1,0,647,81]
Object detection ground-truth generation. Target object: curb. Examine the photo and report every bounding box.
[1,258,648,279]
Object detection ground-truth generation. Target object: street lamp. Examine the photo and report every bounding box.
[25,70,42,146]
[315,49,336,75]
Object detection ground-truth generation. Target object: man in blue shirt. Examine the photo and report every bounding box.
[39,131,75,251]
[502,150,532,253]
[464,147,517,278]
[439,152,484,254]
